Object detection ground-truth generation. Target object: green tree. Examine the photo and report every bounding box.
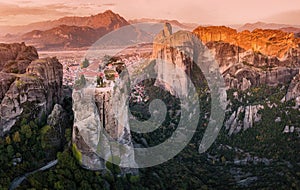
[5,136,11,145]
[81,58,90,69]
[80,180,92,189]
[65,128,72,142]
[40,112,47,126]
[54,181,64,190]
[74,75,86,90]
[7,145,14,157]
[20,118,28,126]
[13,131,21,143]
[20,125,32,139]
[96,76,101,86]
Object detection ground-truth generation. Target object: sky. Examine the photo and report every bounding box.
[0,0,300,26]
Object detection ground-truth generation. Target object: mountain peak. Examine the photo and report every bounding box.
[238,22,300,32]
[103,10,115,14]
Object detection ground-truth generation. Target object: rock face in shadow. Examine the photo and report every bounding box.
[44,104,68,157]
[0,43,63,136]
[0,73,16,101]
[286,73,300,100]
[0,42,38,73]
[223,65,299,90]
[283,73,300,107]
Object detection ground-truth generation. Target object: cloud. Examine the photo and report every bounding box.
[16,0,33,4]
[17,0,33,4]
[0,3,71,17]
[0,18,7,23]
[102,3,116,6]
[45,3,72,10]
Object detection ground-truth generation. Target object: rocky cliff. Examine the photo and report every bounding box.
[193,26,300,58]
[72,85,136,172]
[223,65,299,90]
[152,24,300,138]
[152,23,208,95]
[225,105,264,135]
[193,26,300,91]
[0,42,38,73]
[0,43,63,136]
[193,26,300,136]
[283,72,300,107]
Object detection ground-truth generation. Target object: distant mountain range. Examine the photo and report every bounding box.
[1,11,299,51]
[238,21,300,32]
[0,10,129,36]
[128,18,198,30]
[0,10,153,50]
[21,25,107,50]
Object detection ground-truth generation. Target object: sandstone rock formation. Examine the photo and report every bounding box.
[225,105,264,135]
[193,26,300,58]
[282,72,300,108]
[0,73,16,101]
[223,65,299,90]
[0,43,63,136]
[284,73,300,102]
[151,23,227,155]
[72,85,136,172]
[44,104,68,156]
[0,42,38,73]
[152,23,209,96]
[193,26,300,91]
[47,104,68,139]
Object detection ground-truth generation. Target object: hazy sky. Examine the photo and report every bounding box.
[0,0,299,26]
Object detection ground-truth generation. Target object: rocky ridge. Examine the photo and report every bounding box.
[0,10,129,36]
[237,22,300,32]
[152,23,210,96]
[128,18,198,30]
[225,105,264,136]
[193,27,300,91]
[0,42,38,73]
[148,24,300,137]
[21,25,106,50]
[193,26,300,58]
[3,10,131,50]
[0,43,63,136]
[283,72,300,108]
